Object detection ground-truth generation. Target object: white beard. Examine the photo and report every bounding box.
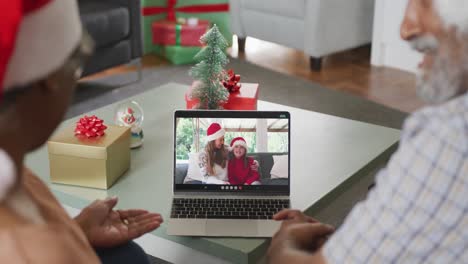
[416,53,465,104]
[412,35,467,104]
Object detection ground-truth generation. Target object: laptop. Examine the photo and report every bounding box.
[167,110,291,237]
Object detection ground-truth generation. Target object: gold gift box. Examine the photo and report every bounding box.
[47,125,131,189]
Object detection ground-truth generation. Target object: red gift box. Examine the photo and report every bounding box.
[152,19,210,47]
[185,83,259,110]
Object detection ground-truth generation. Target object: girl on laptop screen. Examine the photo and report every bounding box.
[228,137,261,185]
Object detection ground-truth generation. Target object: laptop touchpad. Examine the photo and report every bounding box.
[205,220,259,237]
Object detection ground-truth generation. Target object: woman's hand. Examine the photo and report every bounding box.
[251,160,259,171]
[75,197,163,248]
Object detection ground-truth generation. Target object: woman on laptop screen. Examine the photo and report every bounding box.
[198,123,230,184]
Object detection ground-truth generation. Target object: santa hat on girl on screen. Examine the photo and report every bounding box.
[230,137,247,149]
[206,123,225,142]
[0,0,83,201]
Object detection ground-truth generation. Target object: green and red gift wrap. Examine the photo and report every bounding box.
[152,19,210,46]
[142,0,231,63]
[185,83,259,110]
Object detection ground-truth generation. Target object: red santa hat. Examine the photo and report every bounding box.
[206,123,225,142]
[0,0,82,95]
[230,137,247,149]
[434,0,468,32]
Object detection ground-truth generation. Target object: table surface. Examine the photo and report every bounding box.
[26,83,400,264]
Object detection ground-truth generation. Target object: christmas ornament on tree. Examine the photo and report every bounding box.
[190,24,229,109]
[223,69,241,93]
[114,101,144,148]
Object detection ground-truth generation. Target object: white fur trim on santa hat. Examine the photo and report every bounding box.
[3,0,82,90]
[0,149,16,202]
[206,128,225,142]
[231,138,247,149]
[434,0,468,32]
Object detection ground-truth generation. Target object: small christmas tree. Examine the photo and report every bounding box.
[190,24,229,109]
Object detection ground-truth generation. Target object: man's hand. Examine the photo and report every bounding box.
[267,209,334,264]
[273,209,319,223]
[75,197,163,248]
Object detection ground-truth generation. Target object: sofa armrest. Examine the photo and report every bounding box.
[175,163,189,184]
[304,0,375,57]
[113,0,142,59]
[228,0,245,38]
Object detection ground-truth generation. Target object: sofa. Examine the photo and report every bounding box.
[78,0,142,77]
[229,0,375,71]
[175,152,288,185]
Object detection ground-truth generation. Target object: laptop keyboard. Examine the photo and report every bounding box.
[171,198,290,219]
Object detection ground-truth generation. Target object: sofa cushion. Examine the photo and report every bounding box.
[184,153,204,183]
[261,178,288,186]
[270,155,289,179]
[247,152,287,180]
[79,1,130,49]
[174,152,288,184]
[241,0,305,19]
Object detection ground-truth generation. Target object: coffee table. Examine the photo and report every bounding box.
[26,83,400,263]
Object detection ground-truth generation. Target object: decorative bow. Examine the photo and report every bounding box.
[223,69,241,93]
[75,115,107,138]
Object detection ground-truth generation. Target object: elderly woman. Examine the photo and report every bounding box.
[0,1,162,263]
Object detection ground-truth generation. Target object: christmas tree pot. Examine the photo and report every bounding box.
[47,125,131,189]
[186,82,259,110]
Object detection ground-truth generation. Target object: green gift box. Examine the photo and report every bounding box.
[162,45,203,65]
[142,0,231,58]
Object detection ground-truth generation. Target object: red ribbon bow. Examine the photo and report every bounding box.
[223,69,241,93]
[75,115,107,138]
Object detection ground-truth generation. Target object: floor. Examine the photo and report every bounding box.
[85,36,424,114]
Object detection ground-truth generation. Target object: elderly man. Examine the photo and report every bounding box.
[0,1,162,263]
[268,0,467,263]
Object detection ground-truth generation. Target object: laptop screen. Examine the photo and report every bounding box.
[174,110,290,194]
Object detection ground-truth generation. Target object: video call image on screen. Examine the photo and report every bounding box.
[175,117,289,186]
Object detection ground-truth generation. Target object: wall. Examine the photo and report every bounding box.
[371,0,422,73]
